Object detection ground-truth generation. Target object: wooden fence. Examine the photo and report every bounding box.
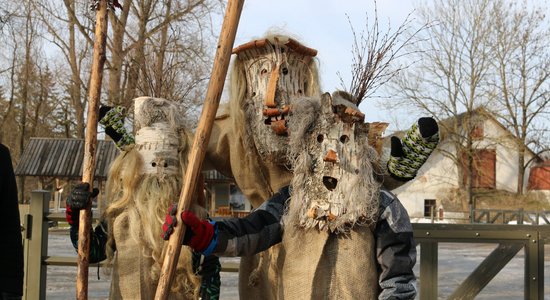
[22,191,550,299]
[471,208,550,225]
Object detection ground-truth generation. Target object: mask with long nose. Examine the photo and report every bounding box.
[233,36,319,164]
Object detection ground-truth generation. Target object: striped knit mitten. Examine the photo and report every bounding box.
[99,105,135,148]
[387,117,439,181]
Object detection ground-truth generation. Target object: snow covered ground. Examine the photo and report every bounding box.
[46,231,239,299]
[46,230,550,299]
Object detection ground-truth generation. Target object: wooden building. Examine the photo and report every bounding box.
[14,137,250,216]
[14,138,119,211]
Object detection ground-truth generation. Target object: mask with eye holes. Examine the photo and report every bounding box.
[285,92,381,233]
[134,96,188,181]
[231,35,321,165]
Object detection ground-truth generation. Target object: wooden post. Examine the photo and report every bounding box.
[76,1,108,299]
[23,191,50,300]
[154,0,244,298]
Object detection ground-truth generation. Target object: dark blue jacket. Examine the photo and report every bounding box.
[211,186,417,299]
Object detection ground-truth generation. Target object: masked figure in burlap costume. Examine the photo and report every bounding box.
[278,93,417,299]
[165,93,441,298]
[204,34,321,298]
[204,34,437,299]
[66,97,221,299]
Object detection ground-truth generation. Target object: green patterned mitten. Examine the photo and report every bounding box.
[99,105,134,148]
[387,117,439,181]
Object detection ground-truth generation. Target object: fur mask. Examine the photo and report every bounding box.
[285,93,380,233]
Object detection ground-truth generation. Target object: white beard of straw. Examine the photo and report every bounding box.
[284,95,380,233]
[104,97,199,297]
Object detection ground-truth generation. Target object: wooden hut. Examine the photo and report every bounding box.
[14,137,118,211]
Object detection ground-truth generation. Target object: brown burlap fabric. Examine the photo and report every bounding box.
[109,211,198,299]
[279,226,379,299]
[206,113,292,299]
[235,226,379,300]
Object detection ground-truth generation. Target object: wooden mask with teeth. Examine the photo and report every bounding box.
[233,35,319,164]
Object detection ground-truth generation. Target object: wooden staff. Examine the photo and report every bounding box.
[77,1,109,299]
[154,0,244,298]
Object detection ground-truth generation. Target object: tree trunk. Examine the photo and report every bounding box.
[153,0,171,97]
[517,146,525,194]
[108,0,130,106]
[18,1,34,203]
[76,1,109,298]
[59,0,86,138]
[0,48,18,144]
[125,0,152,103]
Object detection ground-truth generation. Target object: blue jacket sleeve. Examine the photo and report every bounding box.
[211,186,289,256]
[375,189,417,300]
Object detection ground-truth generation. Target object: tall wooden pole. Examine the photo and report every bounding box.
[154,0,244,298]
[77,1,108,299]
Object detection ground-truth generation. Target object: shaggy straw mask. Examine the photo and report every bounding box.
[285,93,380,233]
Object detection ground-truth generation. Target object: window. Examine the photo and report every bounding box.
[470,123,484,140]
[424,199,436,217]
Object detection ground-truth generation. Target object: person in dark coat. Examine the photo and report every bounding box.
[0,143,24,300]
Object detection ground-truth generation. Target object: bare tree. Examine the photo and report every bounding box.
[35,0,221,128]
[0,0,55,202]
[0,45,19,145]
[112,0,219,112]
[387,0,495,209]
[488,0,550,194]
[338,2,425,106]
[33,0,94,138]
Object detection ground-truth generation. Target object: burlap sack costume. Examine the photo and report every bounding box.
[278,93,386,299]
[204,34,322,299]
[104,97,206,299]
[205,33,422,299]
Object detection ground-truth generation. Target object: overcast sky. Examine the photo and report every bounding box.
[221,0,420,130]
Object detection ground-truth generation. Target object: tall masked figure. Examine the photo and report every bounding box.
[104,97,205,299]
[67,97,219,299]
[205,34,322,298]
[207,34,321,207]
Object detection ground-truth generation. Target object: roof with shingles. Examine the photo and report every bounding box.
[14,138,119,180]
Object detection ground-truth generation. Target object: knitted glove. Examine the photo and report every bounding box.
[388,117,439,181]
[162,204,215,254]
[65,182,99,226]
[99,105,134,148]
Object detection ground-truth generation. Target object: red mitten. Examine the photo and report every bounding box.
[65,204,80,226]
[162,204,214,252]
[162,204,178,240]
[161,204,214,252]
[180,211,214,252]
